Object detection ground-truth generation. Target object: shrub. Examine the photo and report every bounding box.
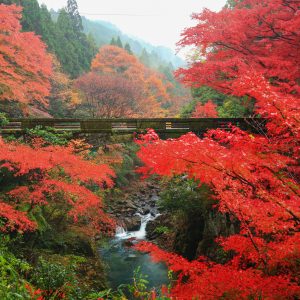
[158,177,214,217]
[0,236,31,299]
[25,126,72,146]
[31,257,82,299]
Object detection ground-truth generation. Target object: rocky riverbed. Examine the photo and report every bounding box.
[99,179,169,291]
[109,180,161,232]
[107,177,239,263]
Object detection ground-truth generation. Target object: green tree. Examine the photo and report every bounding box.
[56,8,96,78]
[181,86,225,117]
[56,9,81,77]
[139,48,151,67]
[66,0,83,32]
[217,96,255,118]
[124,42,133,55]
[0,0,96,79]
[0,0,42,33]
[39,4,58,53]
[181,85,254,118]
[116,36,123,48]
[158,63,174,82]
[110,37,117,46]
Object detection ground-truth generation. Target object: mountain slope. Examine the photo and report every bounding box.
[82,17,185,69]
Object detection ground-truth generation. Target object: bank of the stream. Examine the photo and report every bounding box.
[99,214,169,291]
[100,180,170,293]
[101,176,239,295]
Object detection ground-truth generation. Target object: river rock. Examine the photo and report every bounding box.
[125,254,137,260]
[123,238,136,247]
[124,215,141,231]
[150,194,159,201]
[143,208,150,215]
[145,215,167,240]
[126,202,138,210]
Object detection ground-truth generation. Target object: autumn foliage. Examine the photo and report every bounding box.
[74,73,141,117]
[85,45,169,117]
[136,78,300,300]
[0,137,115,235]
[0,4,52,105]
[191,100,218,118]
[135,0,300,298]
[176,0,300,95]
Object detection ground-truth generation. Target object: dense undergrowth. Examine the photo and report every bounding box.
[0,126,160,299]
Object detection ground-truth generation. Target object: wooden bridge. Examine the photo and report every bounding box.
[0,118,264,136]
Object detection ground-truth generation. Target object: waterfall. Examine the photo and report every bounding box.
[115,226,127,238]
[115,213,158,240]
[100,197,169,290]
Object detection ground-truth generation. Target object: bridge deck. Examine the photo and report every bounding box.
[0,118,265,135]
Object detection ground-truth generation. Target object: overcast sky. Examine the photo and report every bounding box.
[37,0,226,53]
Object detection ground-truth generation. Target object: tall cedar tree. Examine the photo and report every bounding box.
[56,6,96,78]
[135,0,300,298]
[66,0,83,32]
[0,0,97,78]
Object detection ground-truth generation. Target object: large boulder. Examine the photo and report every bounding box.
[124,215,141,231]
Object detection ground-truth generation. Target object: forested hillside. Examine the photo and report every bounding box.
[81,18,185,69]
[1,0,299,299]
[0,0,190,118]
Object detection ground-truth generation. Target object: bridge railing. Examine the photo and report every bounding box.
[0,118,265,135]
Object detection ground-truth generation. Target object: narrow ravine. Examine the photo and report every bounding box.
[99,212,169,291]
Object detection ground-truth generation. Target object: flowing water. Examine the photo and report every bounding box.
[99,213,169,290]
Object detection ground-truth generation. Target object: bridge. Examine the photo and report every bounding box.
[0,118,264,137]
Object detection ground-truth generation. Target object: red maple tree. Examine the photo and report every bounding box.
[134,0,300,298]
[0,137,115,234]
[176,0,300,95]
[191,100,218,118]
[136,75,300,300]
[0,4,52,106]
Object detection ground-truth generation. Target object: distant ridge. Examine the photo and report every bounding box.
[82,17,185,69]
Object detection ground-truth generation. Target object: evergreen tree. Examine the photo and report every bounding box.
[140,48,151,67]
[0,0,96,78]
[116,36,123,48]
[56,8,81,77]
[39,4,58,53]
[56,8,97,78]
[124,43,133,55]
[0,0,42,33]
[158,63,174,82]
[110,37,117,46]
[66,0,83,32]
[20,0,42,33]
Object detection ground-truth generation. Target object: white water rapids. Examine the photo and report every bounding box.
[99,212,168,290]
[115,213,158,240]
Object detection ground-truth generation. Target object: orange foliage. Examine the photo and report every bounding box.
[90,45,169,117]
[0,137,115,235]
[50,55,81,108]
[0,4,52,105]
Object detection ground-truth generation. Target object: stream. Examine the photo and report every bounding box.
[99,213,169,291]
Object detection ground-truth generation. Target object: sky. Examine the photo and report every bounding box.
[37,0,226,53]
